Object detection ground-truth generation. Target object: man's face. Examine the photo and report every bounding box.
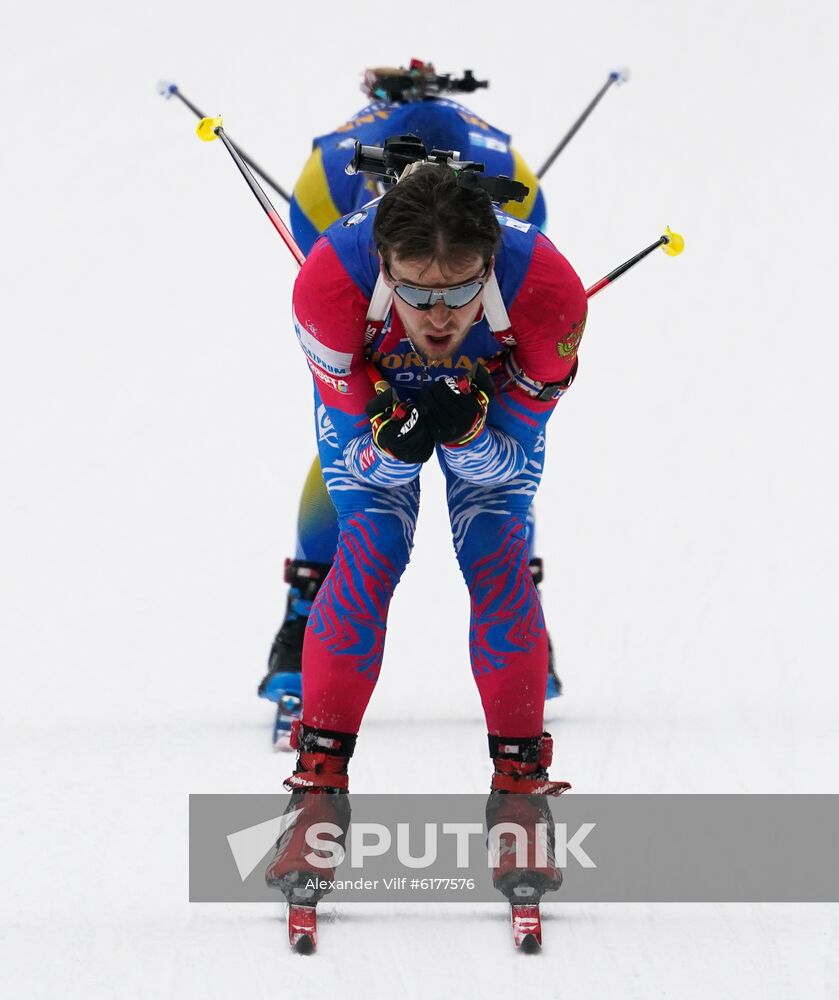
[383,253,490,361]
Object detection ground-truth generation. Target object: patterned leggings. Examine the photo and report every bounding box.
[301,404,548,737]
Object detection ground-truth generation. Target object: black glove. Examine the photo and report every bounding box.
[422,363,495,446]
[365,387,435,464]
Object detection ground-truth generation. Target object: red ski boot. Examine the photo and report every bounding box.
[265,721,356,952]
[485,732,571,951]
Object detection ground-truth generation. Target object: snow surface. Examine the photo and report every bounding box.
[2,0,838,996]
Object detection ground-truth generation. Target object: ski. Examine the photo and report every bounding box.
[511,903,542,952]
[288,903,317,953]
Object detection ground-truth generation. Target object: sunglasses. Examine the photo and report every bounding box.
[383,261,490,311]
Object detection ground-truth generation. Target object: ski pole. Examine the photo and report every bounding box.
[536,69,628,180]
[196,115,305,266]
[159,81,292,204]
[586,227,684,299]
[196,116,386,390]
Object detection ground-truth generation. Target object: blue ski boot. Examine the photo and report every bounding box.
[258,559,331,749]
[529,559,563,701]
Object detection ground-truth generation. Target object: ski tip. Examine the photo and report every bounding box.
[519,933,542,954]
[511,903,542,952]
[292,934,315,955]
[289,904,318,954]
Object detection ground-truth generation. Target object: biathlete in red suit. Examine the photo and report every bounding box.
[265,165,586,907]
[259,76,563,732]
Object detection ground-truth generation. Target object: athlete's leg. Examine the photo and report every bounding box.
[294,455,339,563]
[442,455,548,737]
[302,400,420,733]
[260,450,340,697]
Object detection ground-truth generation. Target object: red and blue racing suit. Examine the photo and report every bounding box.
[294,205,587,738]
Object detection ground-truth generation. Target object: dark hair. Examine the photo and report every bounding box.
[374,166,501,274]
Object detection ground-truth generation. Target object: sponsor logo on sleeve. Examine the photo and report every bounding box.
[295,320,353,376]
[308,360,350,394]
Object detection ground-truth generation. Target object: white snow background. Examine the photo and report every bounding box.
[2,0,838,996]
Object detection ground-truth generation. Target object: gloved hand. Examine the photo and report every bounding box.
[422,362,495,446]
[365,387,436,463]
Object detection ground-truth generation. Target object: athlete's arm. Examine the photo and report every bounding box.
[292,239,423,487]
[439,235,587,484]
